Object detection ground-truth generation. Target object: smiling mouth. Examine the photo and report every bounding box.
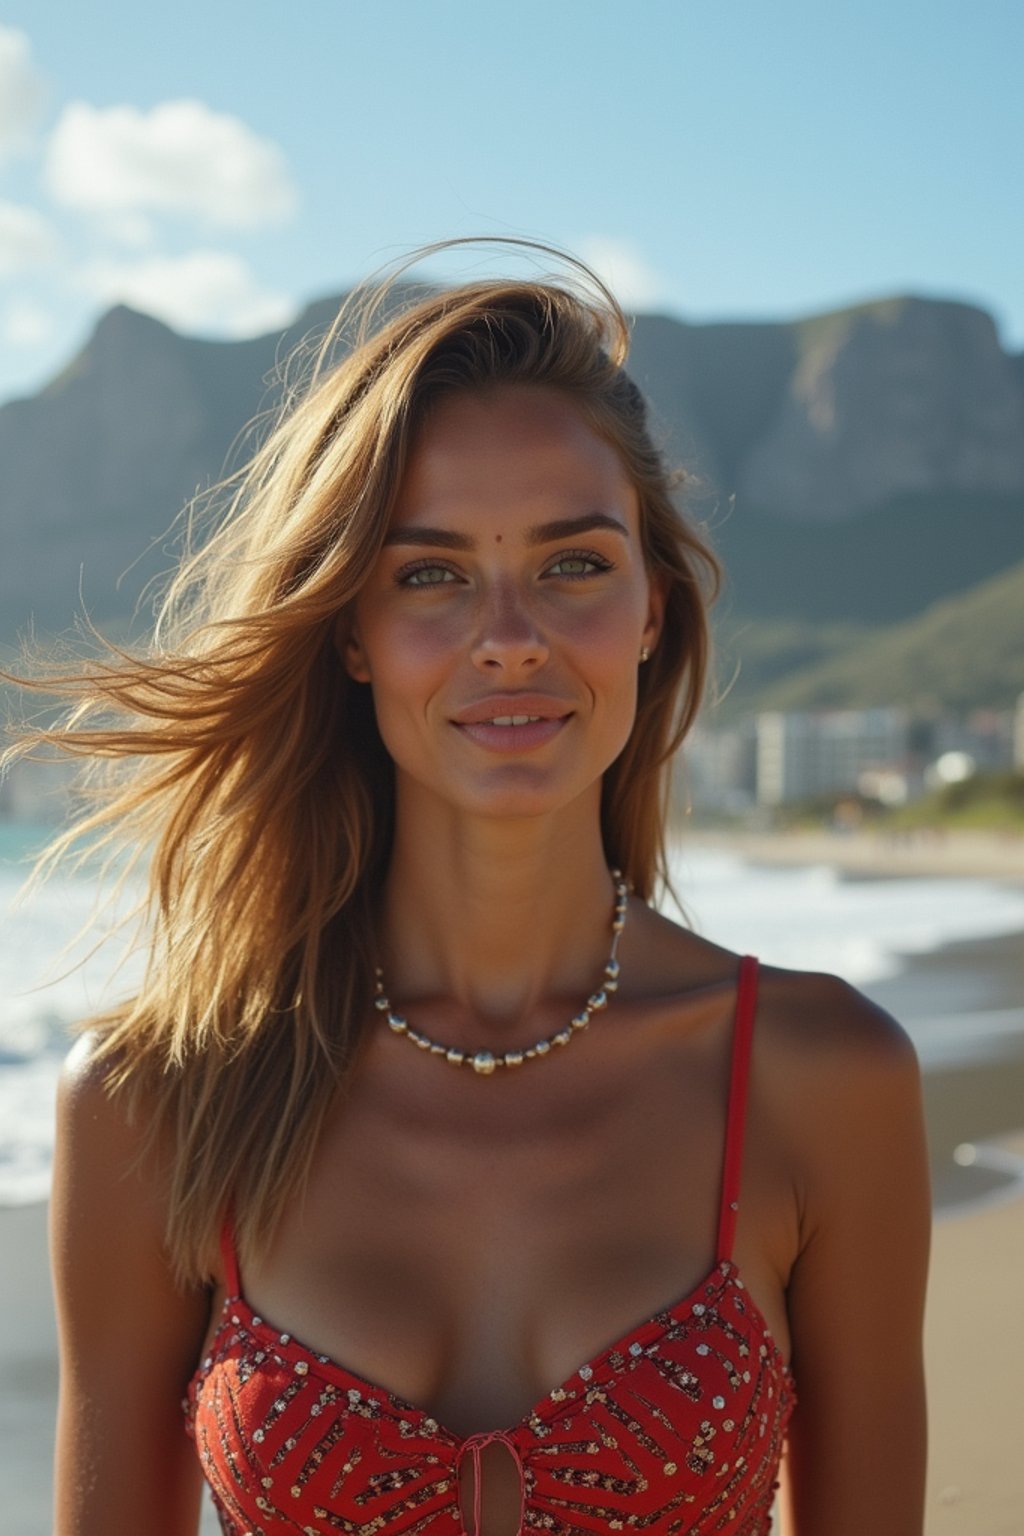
[451,711,572,754]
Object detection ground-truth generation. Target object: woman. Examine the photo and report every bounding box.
[28,245,929,1534]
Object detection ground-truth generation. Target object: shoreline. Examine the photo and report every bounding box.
[684,825,1024,882]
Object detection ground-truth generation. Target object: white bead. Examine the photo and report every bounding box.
[471,1051,497,1075]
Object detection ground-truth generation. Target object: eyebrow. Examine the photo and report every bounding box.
[382,512,631,550]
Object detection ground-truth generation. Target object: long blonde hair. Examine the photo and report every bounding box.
[5,243,720,1283]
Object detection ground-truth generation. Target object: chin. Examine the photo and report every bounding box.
[394,761,597,825]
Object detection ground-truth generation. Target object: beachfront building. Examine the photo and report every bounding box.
[929,708,1018,774]
[681,720,758,814]
[754,708,912,808]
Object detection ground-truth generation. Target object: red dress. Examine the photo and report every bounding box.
[186,955,795,1534]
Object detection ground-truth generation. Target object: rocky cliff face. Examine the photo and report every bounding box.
[0,306,278,639]
[735,298,1024,520]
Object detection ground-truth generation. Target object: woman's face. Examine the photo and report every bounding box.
[345,385,663,822]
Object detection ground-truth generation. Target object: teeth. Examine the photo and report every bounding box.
[489,714,542,726]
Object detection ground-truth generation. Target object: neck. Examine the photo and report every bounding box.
[379,782,622,1030]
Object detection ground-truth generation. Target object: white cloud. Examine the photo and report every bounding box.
[79,250,298,337]
[0,200,58,275]
[46,99,297,229]
[98,211,158,249]
[0,27,47,161]
[576,237,667,312]
[3,297,56,347]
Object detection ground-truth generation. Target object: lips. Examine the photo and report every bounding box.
[452,695,574,726]
[451,695,574,753]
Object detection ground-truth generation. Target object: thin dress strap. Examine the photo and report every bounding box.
[220,1217,242,1298]
[715,955,760,1265]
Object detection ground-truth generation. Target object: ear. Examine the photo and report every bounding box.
[335,612,371,684]
[641,568,667,655]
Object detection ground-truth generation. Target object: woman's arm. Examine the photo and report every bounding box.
[778,980,931,1536]
[51,1036,212,1535]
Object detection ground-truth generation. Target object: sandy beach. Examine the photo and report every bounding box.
[925,1140,1024,1536]
[3,923,1022,1532]
[685,826,1024,882]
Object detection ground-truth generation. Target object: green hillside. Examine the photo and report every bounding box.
[722,558,1024,714]
[711,618,872,709]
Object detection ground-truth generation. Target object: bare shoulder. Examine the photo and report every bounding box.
[748,966,928,1240]
[751,963,921,1126]
[639,902,924,1188]
[52,1027,211,1387]
[59,1028,128,1121]
[56,1029,156,1191]
[52,1028,214,1304]
[636,900,919,1082]
[53,1029,178,1280]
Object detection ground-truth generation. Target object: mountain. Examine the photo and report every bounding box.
[1,288,1023,683]
[707,487,1024,624]
[718,559,1024,715]
[626,299,1024,623]
[0,306,281,643]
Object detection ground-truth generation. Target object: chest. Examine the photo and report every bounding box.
[191,1007,797,1534]
[191,1261,795,1536]
[230,1031,783,1435]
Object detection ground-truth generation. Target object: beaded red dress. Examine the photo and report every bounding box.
[186,955,795,1534]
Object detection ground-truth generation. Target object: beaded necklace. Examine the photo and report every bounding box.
[373,871,629,1075]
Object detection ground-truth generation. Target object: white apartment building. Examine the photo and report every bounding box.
[755,708,911,807]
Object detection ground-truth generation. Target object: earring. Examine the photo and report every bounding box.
[639,645,651,664]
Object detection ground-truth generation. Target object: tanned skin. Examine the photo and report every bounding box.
[52,388,930,1534]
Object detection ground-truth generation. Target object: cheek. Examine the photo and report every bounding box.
[361,600,462,673]
[359,608,463,735]
[550,588,647,671]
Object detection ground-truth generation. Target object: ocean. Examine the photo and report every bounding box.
[3,823,1024,1207]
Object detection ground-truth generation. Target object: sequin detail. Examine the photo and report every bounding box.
[187,1260,793,1534]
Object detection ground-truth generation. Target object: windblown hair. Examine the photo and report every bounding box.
[5,241,720,1283]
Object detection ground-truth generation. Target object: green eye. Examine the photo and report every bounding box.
[402,564,458,586]
[547,552,612,578]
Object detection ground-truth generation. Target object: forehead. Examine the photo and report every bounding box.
[393,385,637,526]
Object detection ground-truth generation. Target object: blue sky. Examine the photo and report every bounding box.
[1,0,1021,406]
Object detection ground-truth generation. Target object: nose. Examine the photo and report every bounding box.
[470,579,549,673]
